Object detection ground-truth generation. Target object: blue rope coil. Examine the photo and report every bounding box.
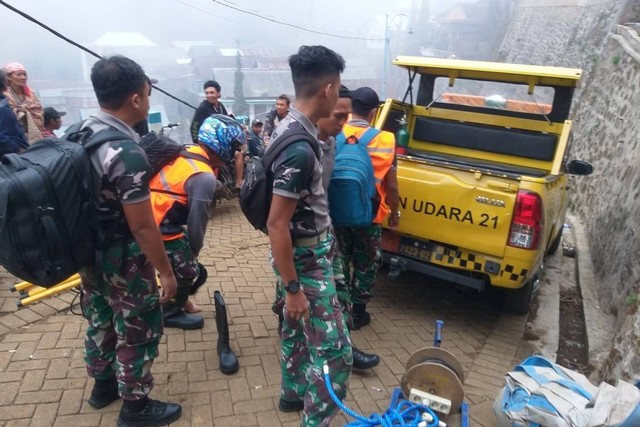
[323,364,440,427]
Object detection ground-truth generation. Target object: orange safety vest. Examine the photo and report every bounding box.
[341,123,396,223]
[149,145,213,241]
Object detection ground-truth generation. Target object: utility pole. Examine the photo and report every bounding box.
[382,14,389,100]
[382,14,413,100]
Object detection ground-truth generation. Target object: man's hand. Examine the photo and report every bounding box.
[158,271,178,304]
[388,211,401,229]
[285,291,309,321]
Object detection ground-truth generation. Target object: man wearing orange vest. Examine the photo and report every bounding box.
[149,114,242,373]
[150,114,244,330]
[334,87,401,330]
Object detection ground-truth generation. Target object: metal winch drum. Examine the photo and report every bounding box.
[400,343,465,413]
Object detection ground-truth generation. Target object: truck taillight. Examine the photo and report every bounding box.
[508,191,542,250]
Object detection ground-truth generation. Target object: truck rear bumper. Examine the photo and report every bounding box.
[383,251,486,291]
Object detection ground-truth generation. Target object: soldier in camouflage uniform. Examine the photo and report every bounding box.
[77,56,182,427]
[335,87,401,331]
[266,46,352,427]
[272,85,380,370]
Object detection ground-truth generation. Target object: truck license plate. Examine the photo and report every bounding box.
[398,237,432,261]
[382,232,432,261]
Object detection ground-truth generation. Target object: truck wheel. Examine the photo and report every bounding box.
[504,277,535,315]
[546,227,563,255]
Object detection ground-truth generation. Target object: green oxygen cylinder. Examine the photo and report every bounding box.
[395,114,409,155]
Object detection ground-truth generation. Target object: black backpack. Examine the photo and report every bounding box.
[139,131,211,176]
[239,129,318,232]
[0,127,204,288]
[0,128,131,287]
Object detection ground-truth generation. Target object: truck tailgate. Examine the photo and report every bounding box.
[394,157,519,258]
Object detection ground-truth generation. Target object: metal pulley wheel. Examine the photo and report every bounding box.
[401,347,465,413]
[405,347,465,383]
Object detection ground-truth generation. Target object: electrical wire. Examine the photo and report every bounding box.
[69,288,83,316]
[0,0,197,110]
[172,0,246,27]
[211,0,384,41]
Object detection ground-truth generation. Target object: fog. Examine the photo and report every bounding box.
[0,0,425,78]
[0,0,509,141]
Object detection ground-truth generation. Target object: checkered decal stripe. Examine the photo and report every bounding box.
[431,246,527,282]
[432,246,482,271]
[500,264,528,282]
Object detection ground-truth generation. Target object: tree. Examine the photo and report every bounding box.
[233,43,249,118]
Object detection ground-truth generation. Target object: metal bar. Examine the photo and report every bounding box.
[17,279,81,307]
[461,401,469,427]
[434,320,443,347]
[12,273,80,292]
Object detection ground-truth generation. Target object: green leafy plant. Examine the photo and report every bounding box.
[626,292,639,314]
[612,55,621,66]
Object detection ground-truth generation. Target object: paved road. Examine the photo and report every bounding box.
[0,200,540,426]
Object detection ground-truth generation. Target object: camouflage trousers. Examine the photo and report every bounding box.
[80,239,163,401]
[269,235,353,427]
[163,235,198,287]
[273,228,353,328]
[334,224,383,306]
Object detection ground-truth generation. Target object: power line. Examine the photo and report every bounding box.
[211,0,385,41]
[172,0,245,27]
[0,0,197,110]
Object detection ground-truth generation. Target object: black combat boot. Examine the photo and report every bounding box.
[351,303,371,330]
[214,290,239,374]
[163,283,204,330]
[352,347,380,370]
[88,375,119,409]
[117,397,182,427]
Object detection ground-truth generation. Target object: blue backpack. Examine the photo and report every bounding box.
[328,128,381,227]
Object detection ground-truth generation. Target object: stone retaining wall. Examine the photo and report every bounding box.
[499,0,640,380]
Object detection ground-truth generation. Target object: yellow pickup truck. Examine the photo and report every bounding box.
[377,56,592,314]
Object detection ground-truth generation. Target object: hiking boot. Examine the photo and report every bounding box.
[278,398,304,413]
[352,348,380,370]
[351,304,371,331]
[88,376,119,409]
[117,398,182,427]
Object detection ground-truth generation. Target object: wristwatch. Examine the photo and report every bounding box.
[285,280,301,294]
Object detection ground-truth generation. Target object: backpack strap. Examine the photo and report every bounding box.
[83,128,132,150]
[338,127,381,148]
[63,124,133,153]
[355,127,381,146]
[262,130,319,171]
[180,150,213,166]
[149,151,213,198]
